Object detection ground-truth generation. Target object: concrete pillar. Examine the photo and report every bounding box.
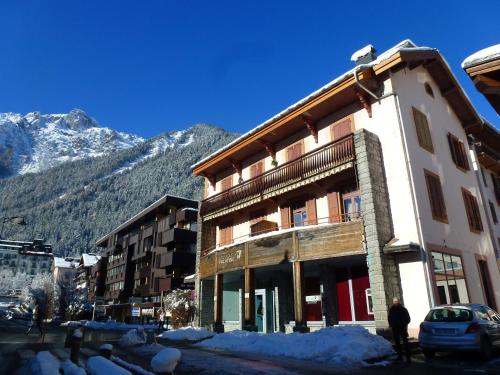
[213,273,224,333]
[354,129,401,335]
[320,265,338,326]
[199,279,214,327]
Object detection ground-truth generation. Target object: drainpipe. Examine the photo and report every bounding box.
[353,67,436,308]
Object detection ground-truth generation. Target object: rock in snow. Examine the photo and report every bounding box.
[119,329,147,347]
[150,348,182,374]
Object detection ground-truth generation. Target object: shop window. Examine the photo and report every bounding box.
[447,133,470,171]
[412,107,434,153]
[462,188,483,233]
[424,169,448,223]
[431,251,469,304]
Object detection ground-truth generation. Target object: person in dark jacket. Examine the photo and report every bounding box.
[26,303,44,336]
[388,297,411,362]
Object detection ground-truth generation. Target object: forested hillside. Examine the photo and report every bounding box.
[0,124,238,256]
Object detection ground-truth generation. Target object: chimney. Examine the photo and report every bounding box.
[351,44,377,65]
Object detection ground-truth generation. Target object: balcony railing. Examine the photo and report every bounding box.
[200,134,355,216]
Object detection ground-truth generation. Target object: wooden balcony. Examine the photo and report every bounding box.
[200,134,355,217]
[199,219,364,278]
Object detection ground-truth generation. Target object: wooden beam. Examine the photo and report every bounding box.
[302,116,318,143]
[292,261,308,332]
[355,90,372,118]
[202,173,216,191]
[243,268,256,331]
[229,159,242,179]
[257,140,276,161]
[214,273,224,332]
[440,86,457,98]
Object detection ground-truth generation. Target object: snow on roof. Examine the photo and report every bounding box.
[192,39,427,170]
[351,44,375,62]
[462,44,500,68]
[82,253,100,267]
[54,256,77,268]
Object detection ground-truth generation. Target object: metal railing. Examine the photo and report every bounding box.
[200,134,355,216]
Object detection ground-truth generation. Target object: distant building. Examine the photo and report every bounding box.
[96,194,198,322]
[0,239,53,276]
[52,256,79,287]
[74,253,101,292]
[88,256,108,304]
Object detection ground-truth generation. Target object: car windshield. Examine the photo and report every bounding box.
[425,307,473,322]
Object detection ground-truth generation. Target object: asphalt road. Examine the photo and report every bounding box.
[0,317,499,375]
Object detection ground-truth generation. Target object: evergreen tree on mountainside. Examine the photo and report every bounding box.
[0,124,238,256]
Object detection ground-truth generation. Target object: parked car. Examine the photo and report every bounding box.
[419,304,500,359]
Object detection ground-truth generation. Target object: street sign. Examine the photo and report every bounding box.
[131,307,140,317]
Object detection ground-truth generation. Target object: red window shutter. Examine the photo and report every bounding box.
[287,143,303,162]
[332,118,352,141]
[305,198,317,225]
[327,191,340,223]
[280,206,291,229]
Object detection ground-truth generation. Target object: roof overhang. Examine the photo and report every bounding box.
[193,48,483,177]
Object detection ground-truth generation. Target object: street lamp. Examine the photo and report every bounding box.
[0,216,27,239]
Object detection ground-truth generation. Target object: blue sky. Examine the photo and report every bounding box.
[0,0,498,138]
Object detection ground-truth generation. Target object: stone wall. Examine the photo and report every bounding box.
[354,129,401,333]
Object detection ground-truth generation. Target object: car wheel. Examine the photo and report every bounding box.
[423,349,435,359]
[481,337,492,361]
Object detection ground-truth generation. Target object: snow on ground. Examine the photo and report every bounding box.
[87,356,132,375]
[158,327,215,341]
[111,355,154,375]
[197,326,394,368]
[60,359,86,375]
[30,351,60,375]
[462,44,500,68]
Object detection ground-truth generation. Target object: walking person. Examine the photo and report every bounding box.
[26,303,44,336]
[388,297,411,363]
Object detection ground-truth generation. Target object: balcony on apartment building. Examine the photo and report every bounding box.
[162,227,197,245]
[200,134,355,217]
[133,284,150,296]
[199,212,364,278]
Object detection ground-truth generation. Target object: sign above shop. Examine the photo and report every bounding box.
[131,307,140,317]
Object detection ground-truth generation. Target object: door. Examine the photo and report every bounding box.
[255,289,266,333]
[305,277,323,321]
[335,265,374,322]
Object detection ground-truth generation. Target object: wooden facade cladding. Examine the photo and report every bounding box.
[199,220,364,278]
[200,134,355,220]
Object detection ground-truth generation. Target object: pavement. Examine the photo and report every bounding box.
[1,317,499,374]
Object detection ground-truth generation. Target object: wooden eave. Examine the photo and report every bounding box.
[464,56,500,115]
[194,49,482,176]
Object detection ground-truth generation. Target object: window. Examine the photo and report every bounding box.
[424,82,434,98]
[365,289,374,315]
[462,188,483,233]
[249,161,264,179]
[342,190,361,221]
[431,251,469,304]
[412,107,434,153]
[286,142,303,162]
[481,168,488,186]
[447,133,470,171]
[219,221,233,246]
[492,174,500,203]
[424,170,448,223]
[489,201,498,224]
[292,202,308,227]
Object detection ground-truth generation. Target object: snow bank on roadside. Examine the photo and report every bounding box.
[150,348,182,374]
[62,320,156,330]
[158,327,215,341]
[197,326,393,368]
[30,351,60,375]
[119,329,147,347]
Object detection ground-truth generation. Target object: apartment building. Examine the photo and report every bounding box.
[193,40,500,336]
[0,239,53,276]
[74,253,101,292]
[96,194,198,322]
[52,256,78,287]
[88,256,108,303]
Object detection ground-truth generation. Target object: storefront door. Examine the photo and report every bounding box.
[255,289,266,332]
[335,265,374,322]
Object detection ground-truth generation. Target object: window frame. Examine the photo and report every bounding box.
[447,132,470,172]
[424,169,448,223]
[412,107,434,153]
[461,188,483,233]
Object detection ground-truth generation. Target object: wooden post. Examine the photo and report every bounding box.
[243,268,257,331]
[213,273,224,332]
[292,261,309,333]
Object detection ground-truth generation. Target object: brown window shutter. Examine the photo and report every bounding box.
[280,206,291,229]
[331,118,352,141]
[447,133,458,165]
[425,170,447,222]
[306,198,317,225]
[250,162,263,178]
[221,176,232,191]
[458,141,470,170]
[413,107,434,153]
[327,191,340,223]
[286,146,294,162]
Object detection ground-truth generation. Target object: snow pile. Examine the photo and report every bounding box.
[30,351,60,375]
[87,356,131,375]
[119,329,147,347]
[71,320,157,330]
[462,44,500,68]
[60,359,86,375]
[111,356,155,375]
[150,348,182,374]
[159,327,215,341]
[197,326,394,368]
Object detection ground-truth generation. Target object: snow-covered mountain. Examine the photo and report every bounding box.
[0,109,146,177]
